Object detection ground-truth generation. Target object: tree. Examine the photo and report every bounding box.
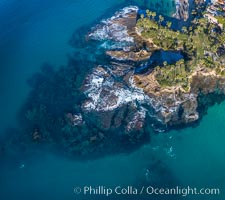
[155,66,161,75]
[182,26,187,33]
[166,21,172,29]
[146,9,151,18]
[152,12,156,20]
[163,61,167,67]
[159,15,164,24]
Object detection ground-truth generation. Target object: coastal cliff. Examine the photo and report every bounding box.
[3,2,225,158]
[130,0,190,21]
[134,68,225,126]
[173,0,190,21]
[85,4,225,128]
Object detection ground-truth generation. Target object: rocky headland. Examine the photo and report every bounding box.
[130,0,191,21]
[84,4,225,129]
[173,0,190,21]
[2,2,225,159]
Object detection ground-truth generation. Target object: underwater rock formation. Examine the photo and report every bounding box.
[84,4,225,128]
[3,2,225,159]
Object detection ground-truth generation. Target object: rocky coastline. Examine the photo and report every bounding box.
[173,0,190,21]
[134,67,225,126]
[2,2,225,159]
[84,4,225,128]
[130,0,190,21]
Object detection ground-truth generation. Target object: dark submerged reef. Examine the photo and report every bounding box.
[197,92,225,120]
[0,2,154,160]
[1,54,151,160]
[1,0,225,161]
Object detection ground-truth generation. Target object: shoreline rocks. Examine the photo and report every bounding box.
[84,5,225,129]
[2,3,225,159]
[173,0,190,21]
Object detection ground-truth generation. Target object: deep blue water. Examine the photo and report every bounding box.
[0,0,130,135]
[149,50,183,65]
[135,50,183,73]
[0,1,225,200]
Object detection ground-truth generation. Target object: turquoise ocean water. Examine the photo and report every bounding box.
[0,0,224,200]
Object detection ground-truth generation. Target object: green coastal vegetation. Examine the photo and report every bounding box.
[136,9,225,89]
[216,16,225,27]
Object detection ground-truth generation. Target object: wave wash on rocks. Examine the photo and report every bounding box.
[2,3,224,159]
[1,7,155,159]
